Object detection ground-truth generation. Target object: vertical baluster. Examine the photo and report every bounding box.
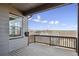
[63,38,64,47]
[68,38,70,48]
[56,38,57,45]
[75,39,77,49]
[57,38,58,46]
[52,37,54,45]
[66,38,67,47]
[68,38,69,48]
[72,40,75,48]
[67,38,68,48]
[74,39,76,49]
[56,37,58,46]
[71,40,73,47]
[53,37,54,45]
[51,37,52,45]
[59,38,61,46]
[71,38,73,48]
[59,38,60,46]
[67,38,68,47]
[49,36,51,46]
[72,39,74,48]
[62,38,63,46]
[58,37,60,46]
[57,37,58,45]
[56,37,57,45]
[60,37,61,46]
[70,38,72,48]
[54,37,55,45]
[76,38,77,52]
[71,39,73,48]
[60,38,62,46]
[64,38,65,47]
[68,38,70,47]
[34,35,36,43]
[64,38,66,47]
[61,38,63,46]
[62,38,64,46]
[72,40,74,48]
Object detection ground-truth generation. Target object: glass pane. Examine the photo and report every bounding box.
[9,14,22,37]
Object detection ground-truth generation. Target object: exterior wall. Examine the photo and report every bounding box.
[9,17,28,52]
[0,4,28,55]
[9,37,28,52]
[8,5,28,52]
[0,5,9,56]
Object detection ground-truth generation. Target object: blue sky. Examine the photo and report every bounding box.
[28,4,77,30]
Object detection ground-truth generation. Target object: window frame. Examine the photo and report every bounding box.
[9,13,23,40]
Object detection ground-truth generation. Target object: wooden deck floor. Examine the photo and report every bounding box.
[9,43,77,56]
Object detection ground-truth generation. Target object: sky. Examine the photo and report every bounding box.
[28,4,77,30]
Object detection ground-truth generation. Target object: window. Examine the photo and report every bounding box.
[9,14,23,38]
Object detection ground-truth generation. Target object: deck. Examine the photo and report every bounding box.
[9,43,77,56]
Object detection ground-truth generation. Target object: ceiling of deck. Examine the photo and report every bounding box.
[11,3,43,11]
[10,3,67,16]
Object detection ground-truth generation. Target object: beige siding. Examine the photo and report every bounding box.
[0,5,9,55]
[0,4,28,55]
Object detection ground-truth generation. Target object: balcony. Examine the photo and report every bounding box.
[9,35,77,56]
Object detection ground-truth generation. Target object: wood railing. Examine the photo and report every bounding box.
[28,35,77,49]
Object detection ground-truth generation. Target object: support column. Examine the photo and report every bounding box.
[77,3,79,56]
[23,16,29,46]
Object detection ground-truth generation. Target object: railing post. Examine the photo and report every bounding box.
[34,35,36,43]
[49,36,51,46]
[76,38,77,52]
[58,37,60,46]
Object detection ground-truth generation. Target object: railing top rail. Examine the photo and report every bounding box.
[32,35,77,39]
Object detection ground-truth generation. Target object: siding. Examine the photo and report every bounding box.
[0,4,28,55]
[0,5,9,55]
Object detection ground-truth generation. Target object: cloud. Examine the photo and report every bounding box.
[49,21,54,24]
[54,21,59,24]
[33,19,48,23]
[42,20,48,23]
[37,15,41,20]
[29,15,60,25]
[49,20,60,25]
[32,15,41,22]
[28,15,41,21]
[33,19,41,22]
[32,15,48,23]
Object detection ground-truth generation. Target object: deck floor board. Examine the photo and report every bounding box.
[9,43,77,56]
